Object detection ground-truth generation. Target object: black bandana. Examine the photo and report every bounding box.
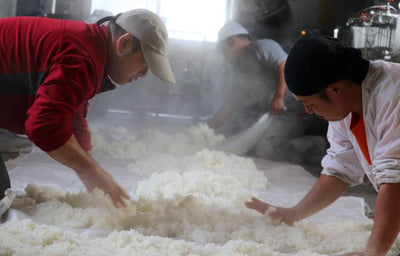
[284,35,369,96]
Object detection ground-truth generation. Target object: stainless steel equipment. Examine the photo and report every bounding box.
[345,2,400,61]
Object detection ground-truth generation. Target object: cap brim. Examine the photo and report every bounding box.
[142,43,176,84]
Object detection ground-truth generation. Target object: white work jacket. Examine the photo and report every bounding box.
[321,60,400,191]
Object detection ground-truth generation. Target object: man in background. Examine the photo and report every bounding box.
[209,21,327,163]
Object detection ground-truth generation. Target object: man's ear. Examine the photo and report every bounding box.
[328,81,342,94]
[116,33,133,56]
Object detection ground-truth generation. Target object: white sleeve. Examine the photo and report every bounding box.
[372,96,400,185]
[321,121,365,186]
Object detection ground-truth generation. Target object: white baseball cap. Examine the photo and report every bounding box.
[116,9,176,84]
[217,21,249,47]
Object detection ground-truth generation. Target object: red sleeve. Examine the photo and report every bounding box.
[71,101,92,151]
[25,57,97,152]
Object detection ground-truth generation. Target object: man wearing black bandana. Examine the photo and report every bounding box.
[246,34,400,256]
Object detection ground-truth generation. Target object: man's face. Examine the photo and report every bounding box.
[108,33,149,85]
[108,51,148,85]
[219,36,249,63]
[293,88,350,122]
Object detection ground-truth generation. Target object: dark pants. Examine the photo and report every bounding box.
[0,155,10,199]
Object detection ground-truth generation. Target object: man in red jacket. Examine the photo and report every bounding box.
[0,9,175,209]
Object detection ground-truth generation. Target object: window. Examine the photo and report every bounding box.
[90,0,227,42]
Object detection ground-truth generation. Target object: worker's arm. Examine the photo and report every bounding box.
[341,183,400,256]
[47,135,129,207]
[23,54,129,207]
[245,174,350,224]
[339,97,400,255]
[269,61,287,115]
[366,183,400,255]
[71,101,92,151]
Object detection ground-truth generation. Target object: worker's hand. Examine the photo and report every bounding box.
[245,197,297,225]
[77,167,130,208]
[269,97,286,115]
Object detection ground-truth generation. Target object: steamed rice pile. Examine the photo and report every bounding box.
[1,124,397,255]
